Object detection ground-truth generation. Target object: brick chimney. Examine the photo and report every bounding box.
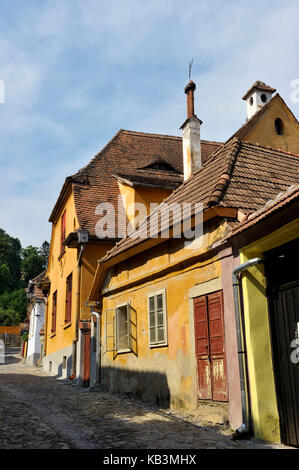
[180,80,202,181]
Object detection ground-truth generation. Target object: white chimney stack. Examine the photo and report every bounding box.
[181,80,202,181]
[242,80,276,120]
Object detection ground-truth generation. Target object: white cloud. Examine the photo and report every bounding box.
[1,0,299,247]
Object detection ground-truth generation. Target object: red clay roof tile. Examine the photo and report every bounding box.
[102,139,299,262]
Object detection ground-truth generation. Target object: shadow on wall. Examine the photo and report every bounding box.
[101,366,170,408]
[52,355,73,381]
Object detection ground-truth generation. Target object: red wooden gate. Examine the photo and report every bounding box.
[194,290,228,401]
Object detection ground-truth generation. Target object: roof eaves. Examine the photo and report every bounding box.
[49,177,72,223]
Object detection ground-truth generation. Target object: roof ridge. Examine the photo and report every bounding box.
[208,139,242,207]
[120,130,223,146]
[201,139,223,145]
[120,129,181,140]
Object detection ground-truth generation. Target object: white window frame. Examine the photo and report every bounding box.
[148,289,168,348]
[115,302,131,353]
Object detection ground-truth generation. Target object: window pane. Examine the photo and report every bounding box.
[157,294,163,310]
[117,306,128,350]
[157,310,164,326]
[150,327,156,343]
[149,311,155,327]
[157,327,164,342]
[149,296,155,312]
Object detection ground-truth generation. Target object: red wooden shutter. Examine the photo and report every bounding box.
[194,291,228,402]
[61,211,66,253]
[194,296,212,399]
[52,291,57,333]
[65,273,72,324]
[207,291,228,402]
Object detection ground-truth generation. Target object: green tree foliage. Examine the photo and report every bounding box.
[21,245,48,286]
[0,228,49,325]
[0,229,21,294]
[0,289,27,325]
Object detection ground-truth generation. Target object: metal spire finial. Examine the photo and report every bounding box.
[188,58,194,81]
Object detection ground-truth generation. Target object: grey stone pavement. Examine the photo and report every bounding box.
[0,347,290,449]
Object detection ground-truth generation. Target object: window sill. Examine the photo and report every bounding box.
[116,348,132,354]
[149,342,168,349]
[63,322,71,330]
[58,248,65,261]
[50,332,56,338]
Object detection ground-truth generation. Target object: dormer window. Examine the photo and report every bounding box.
[143,160,179,173]
[150,162,173,171]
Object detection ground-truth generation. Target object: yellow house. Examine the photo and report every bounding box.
[42,128,220,383]
[227,185,299,447]
[88,80,299,433]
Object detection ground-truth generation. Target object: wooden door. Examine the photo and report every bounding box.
[266,239,299,447]
[83,330,91,387]
[194,295,211,399]
[268,281,299,447]
[194,291,228,401]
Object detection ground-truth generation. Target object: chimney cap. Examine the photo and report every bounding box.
[242,80,276,100]
[184,80,196,94]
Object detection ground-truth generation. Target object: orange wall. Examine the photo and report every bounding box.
[245,97,299,153]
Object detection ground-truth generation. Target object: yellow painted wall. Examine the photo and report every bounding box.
[245,96,299,154]
[45,190,79,356]
[80,243,114,320]
[45,189,114,356]
[117,181,171,230]
[45,179,173,359]
[240,218,299,443]
[101,222,228,410]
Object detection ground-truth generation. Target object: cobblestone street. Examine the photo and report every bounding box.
[0,347,289,450]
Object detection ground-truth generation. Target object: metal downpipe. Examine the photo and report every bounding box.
[91,311,101,387]
[232,257,263,439]
[69,244,85,380]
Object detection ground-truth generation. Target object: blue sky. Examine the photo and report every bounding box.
[0,0,298,247]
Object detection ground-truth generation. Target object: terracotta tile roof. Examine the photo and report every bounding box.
[28,271,47,300]
[226,184,299,238]
[113,168,182,190]
[242,80,276,100]
[49,130,222,238]
[102,139,299,262]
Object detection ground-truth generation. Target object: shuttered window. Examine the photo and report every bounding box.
[116,304,130,352]
[148,290,167,347]
[51,291,57,333]
[65,273,72,324]
[60,211,66,253]
[104,303,137,355]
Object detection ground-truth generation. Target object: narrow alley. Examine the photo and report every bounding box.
[0,347,288,450]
